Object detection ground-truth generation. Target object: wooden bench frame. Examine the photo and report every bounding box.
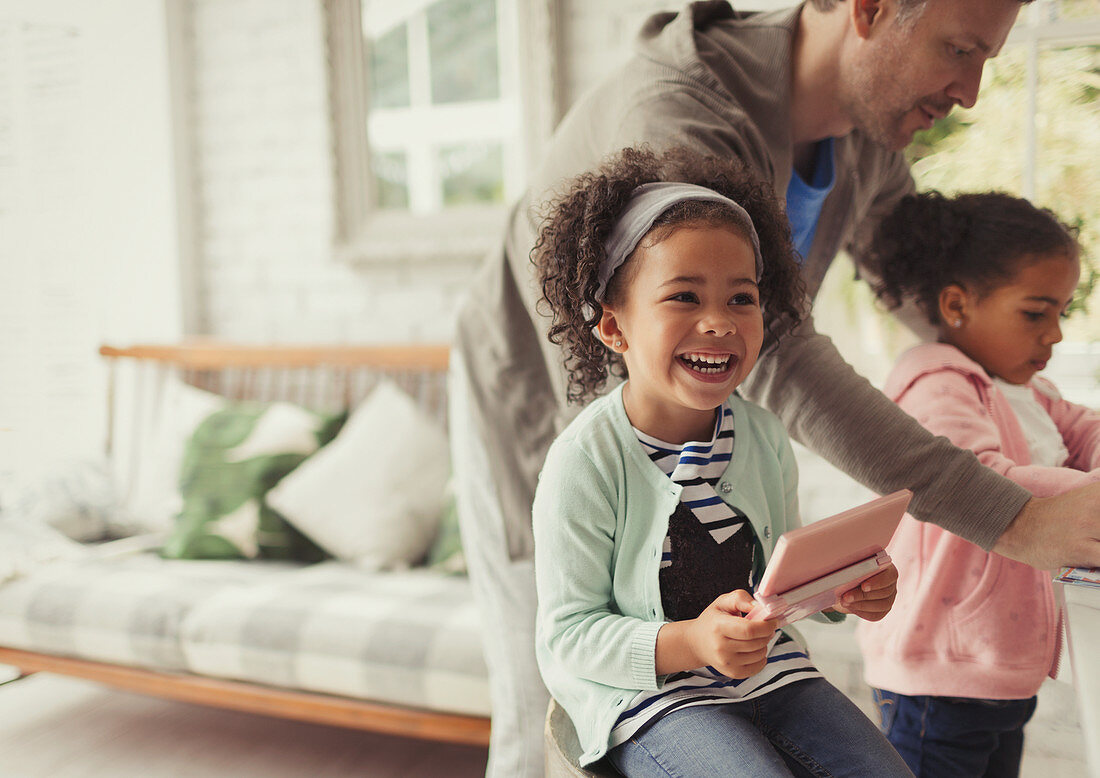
[0,648,490,746]
[0,342,490,748]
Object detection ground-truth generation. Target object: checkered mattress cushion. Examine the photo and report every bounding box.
[0,553,490,717]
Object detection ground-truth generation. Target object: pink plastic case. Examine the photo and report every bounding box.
[746,489,912,626]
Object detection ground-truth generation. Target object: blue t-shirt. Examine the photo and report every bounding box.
[786,138,836,262]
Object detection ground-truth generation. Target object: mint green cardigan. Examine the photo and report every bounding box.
[533,383,833,765]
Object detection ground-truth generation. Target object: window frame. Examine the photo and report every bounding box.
[326,0,562,264]
[1004,1,1100,198]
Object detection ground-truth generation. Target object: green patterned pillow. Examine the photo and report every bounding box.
[162,401,345,561]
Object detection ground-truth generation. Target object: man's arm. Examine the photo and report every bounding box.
[741,310,1100,569]
[741,314,1030,548]
[996,486,1100,569]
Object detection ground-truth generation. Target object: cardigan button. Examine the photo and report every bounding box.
[719,481,732,494]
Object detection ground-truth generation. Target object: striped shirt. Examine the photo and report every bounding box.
[610,401,820,747]
[636,405,750,568]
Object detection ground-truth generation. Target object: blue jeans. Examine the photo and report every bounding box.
[608,678,913,777]
[872,689,1037,778]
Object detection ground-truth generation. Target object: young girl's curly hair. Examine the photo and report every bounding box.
[534,146,806,404]
[867,190,1080,325]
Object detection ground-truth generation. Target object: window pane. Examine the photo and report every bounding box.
[1037,45,1100,340]
[369,24,410,109]
[439,142,503,205]
[1053,0,1100,20]
[907,46,1029,193]
[372,150,409,209]
[427,0,500,104]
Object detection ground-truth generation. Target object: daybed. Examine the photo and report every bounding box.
[0,342,491,747]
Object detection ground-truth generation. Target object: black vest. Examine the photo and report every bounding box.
[659,501,755,622]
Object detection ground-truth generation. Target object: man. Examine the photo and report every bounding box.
[449,1,1100,775]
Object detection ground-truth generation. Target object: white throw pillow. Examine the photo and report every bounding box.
[112,376,224,533]
[1,458,118,541]
[0,514,87,584]
[267,380,450,569]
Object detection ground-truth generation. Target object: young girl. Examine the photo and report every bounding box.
[857,191,1100,778]
[531,146,912,777]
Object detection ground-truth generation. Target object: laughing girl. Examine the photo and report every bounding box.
[531,147,910,777]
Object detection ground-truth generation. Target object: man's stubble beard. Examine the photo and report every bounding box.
[838,58,914,151]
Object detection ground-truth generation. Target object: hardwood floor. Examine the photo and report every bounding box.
[0,671,488,777]
[7,666,1082,777]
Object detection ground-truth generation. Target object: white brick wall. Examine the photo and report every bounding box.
[1,0,182,490]
[189,0,480,345]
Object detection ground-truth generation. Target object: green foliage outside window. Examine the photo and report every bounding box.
[439,142,504,206]
[372,150,410,209]
[428,0,500,104]
[369,25,411,109]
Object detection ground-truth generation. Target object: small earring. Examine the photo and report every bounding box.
[614,340,623,349]
[952,319,962,329]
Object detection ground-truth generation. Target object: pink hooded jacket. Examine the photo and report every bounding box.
[858,342,1100,699]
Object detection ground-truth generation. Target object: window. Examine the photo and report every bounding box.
[327,0,560,262]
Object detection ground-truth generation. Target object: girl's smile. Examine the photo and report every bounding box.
[677,351,737,381]
[597,224,764,443]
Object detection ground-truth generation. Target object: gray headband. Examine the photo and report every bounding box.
[595,182,764,302]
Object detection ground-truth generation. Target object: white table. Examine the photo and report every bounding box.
[1064,582,1100,778]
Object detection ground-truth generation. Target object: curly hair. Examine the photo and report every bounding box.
[867,190,1080,326]
[533,146,806,404]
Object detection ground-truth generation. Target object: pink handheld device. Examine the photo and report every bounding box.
[746,489,912,626]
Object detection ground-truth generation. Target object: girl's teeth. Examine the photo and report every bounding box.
[681,354,730,373]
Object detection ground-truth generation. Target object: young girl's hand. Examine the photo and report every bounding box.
[833,563,899,622]
[657,589,778,679]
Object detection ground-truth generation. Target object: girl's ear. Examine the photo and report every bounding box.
[851,0,885,39]
[938,284,969,329]
[596,308,626,352]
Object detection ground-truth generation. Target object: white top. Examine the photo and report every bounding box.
[993,378,1069,467]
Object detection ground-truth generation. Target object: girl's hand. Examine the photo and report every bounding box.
[659,590,778,679]
[833,563,898,622]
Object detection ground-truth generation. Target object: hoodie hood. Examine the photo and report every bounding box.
[635,1,796,74]
[633,2,801,180]
[883,343,994,404]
